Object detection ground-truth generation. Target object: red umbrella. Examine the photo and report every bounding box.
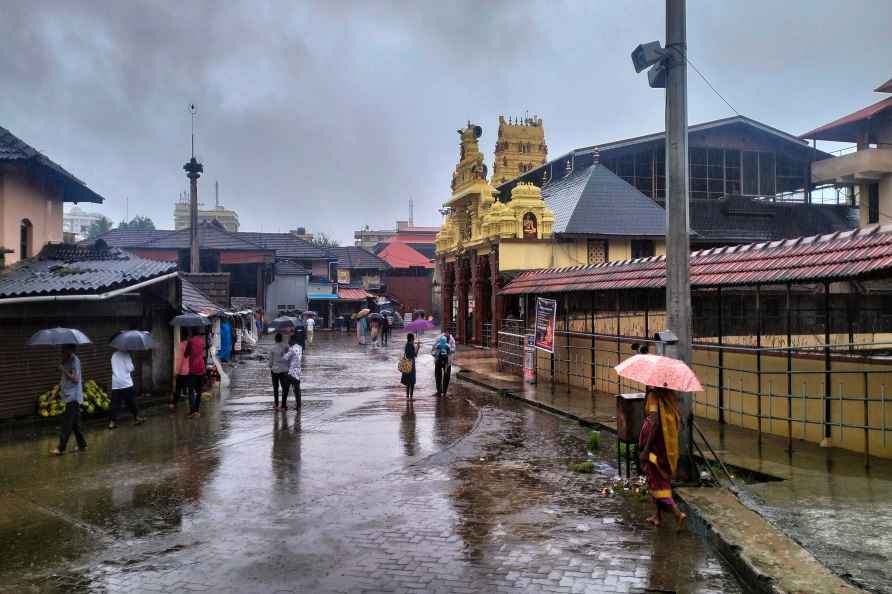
[614,354,703,392]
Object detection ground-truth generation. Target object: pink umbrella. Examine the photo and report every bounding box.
[405,318,435,333]
[614,354,703,392]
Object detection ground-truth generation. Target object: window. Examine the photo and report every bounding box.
[742,151,758,195]
[869,183,880,224]
[19,219,33,259]
[631,239,655,259]
[635,149,653,198]
[759,152,775,196]
[724,150,741,195]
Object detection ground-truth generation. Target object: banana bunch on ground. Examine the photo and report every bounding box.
[36,380,111,417]
[83,380,111,414]
[37,385,64,417]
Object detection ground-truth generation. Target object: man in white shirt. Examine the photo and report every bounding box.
[306,316,315,345]
[108,349,146,429]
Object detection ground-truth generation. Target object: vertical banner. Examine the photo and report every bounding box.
[534,297,557,353]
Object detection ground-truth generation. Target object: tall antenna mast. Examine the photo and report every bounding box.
[190,104,196,158]
[215,180,219,208]
[409,197,414,227]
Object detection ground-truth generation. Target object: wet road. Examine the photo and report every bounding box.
[0,332,743,593]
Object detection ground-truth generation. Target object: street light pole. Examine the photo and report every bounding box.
[664,0,695,480]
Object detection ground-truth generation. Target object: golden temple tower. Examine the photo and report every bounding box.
[491,115,547,185]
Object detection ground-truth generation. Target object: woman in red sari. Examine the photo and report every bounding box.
[638,387,687,529]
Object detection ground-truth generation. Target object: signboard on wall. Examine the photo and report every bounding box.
[337,269,351,285]
[534,297,557,353]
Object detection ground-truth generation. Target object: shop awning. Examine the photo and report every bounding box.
[308,293,338,300]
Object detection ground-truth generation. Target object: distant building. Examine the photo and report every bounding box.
[290,227,314,242]
[173,202,240,232]
[63,205,105,242]
[0,126,105,267]
[801,75,892,228]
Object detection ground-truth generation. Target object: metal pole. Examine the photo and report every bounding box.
[786,283,793,452]
[756,284,763,441]
[590,291,596,391]
[717,287,725,424]
[824,281,832,443]
[664,0,694,480]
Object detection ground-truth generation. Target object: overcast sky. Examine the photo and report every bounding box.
[2,1,891,243]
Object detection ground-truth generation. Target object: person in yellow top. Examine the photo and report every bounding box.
[638,387,687,530]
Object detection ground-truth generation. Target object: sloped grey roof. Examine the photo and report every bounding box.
[275,261,309,276]
[238,232,332,259]
[0,126,105,204]
[139,222,269,251]
[180,275,222,316]
[0,243,176,298]
[542,163,666,237]
[329,246,389,270]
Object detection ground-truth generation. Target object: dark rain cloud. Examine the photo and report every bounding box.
[1,1,890,242]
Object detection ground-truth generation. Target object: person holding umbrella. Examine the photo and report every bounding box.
[185,328,207,417]
[399,333,420,401]
[51,344,87,455]
[107,330,155,429]
[614,353,701,531]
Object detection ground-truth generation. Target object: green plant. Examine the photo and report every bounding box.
[587,431,600,451]
[569,461,595,474]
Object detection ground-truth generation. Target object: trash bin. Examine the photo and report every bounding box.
[616,392,646,442]
[523,334,536,384]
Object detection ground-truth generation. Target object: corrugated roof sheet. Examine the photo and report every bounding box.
[338,287,373,300]
[180,275,222,316]
[501,225,892,295]
[544,163,666,236]
[799,96,892,142]
[329,246,388,270]
[0,243,176,298]
[275,261,309,276]
[0,126,105,204]
[238,232,332,259]
[139,222,269,251]
[378,241,434,269]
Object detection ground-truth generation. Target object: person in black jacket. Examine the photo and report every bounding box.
[400,333,420,400]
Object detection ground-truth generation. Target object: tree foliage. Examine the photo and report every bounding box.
[310,232,339,248]
[118,216,156,231]
[86,216,114,240]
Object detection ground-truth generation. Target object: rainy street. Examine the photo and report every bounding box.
[0,332,742,594]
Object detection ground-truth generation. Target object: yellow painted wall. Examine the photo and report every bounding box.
[518,311,892,459]
[499,238,665,272]
[499,241,553,271]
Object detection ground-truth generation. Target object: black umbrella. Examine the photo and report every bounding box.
[110,330,159,351]
[27,327,92,346]
[368,312,384,321]
[270,316,297,331]
[170,313,211,327]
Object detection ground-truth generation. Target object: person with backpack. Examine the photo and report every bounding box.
[432,329,456,396]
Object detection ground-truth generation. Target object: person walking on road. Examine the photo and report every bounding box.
[170,329,191,411]
[381,313,390,346]
[400,333,420,401]
[108,348,146,429]
[432,329,456,396]
[281,334,303,409]
[638,387,687,530]
[306,316,315,345]
[51,345,87,455]
[269,332,290,410]
[185,329,207,418]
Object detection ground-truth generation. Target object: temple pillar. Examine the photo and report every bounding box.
[456,257,469,344]
[490,249,505,341]
[471,252,483,345]
[441,261,455,332]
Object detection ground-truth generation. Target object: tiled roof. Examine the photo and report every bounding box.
[338,287,373,300]
[501,225,892,295]
[139,222,268,251]
[799,96,892,142]
[329,246,388,270]
[690,197,858,244]
[406,243,436,260]
[377,241,434,269]
[543,163,666,237]
[0,126,105,204]
[92,228,171,248]
[238,232,332,259]
[180,275,222,316]
[0,243,176,299]
[875,77,892,94]
[276,261,309,276]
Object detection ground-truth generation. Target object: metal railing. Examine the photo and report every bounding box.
[482,322,493,348]
[495,318,892,462]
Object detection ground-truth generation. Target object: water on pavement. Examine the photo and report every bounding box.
[0,332,743,593]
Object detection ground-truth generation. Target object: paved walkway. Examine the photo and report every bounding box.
[455,348,891,593]
[0,333,742,593]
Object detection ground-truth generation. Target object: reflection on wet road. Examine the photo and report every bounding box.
[0,332,742,593]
